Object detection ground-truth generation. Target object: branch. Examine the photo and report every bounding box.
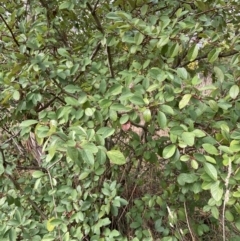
[16,165,47,172]
[0,14,19,47]
[92,0,100,13]
[184,202,195,241]
[106,46,114,78]
[51,78,77,99]
[6,173,47,220]
[222,160,232,241]
[180,50,239,67]
[37,96,58,112]
[130,121,148,132]
[0,149,47,220]
[90,41,101,60]
[73,41,102,83]
[86,2,114,78]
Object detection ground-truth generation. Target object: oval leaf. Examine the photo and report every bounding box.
[229,85,239,99]
[20,120,38,127]
[187,44,199,61]
[181,132,195,146]
[179,94,192,109]
[162,144,176,159]
[107,150,126,165]
[202,143,218,155]
[32,171,45,178]
[204,162,218,181]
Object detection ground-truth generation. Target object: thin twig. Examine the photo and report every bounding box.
[90,41,101,60]
[222,160,232,241]
[92,0,100,13]
[180,50,238,67]
[0,14,19,47]
[73,41,102,82]
[0,149,47,220]
[86,2,114,78]
[1,130,21,145]
[47,163,62,241]
[184,201,195,241]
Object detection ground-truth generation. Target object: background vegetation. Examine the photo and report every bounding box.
[0,0,240,240]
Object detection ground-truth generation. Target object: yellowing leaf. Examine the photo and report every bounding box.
[143,109,152,122]
[229,85,239,99]
[107,150,126,165]
[179,94,192,109]
[47,218,55,232]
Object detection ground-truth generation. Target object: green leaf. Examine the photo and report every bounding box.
[160,105,174,115]
[9,229,16,241]
[57,48,69,57]
[143,109,152,122]
[106,12,121,20]
[211,206,219,219]
[169,43,179,58]
[177,173,198,185]
[65,96,79,106]
[129,95,145,106]
[120,114,129,124]
[134,32,144,45]
[187,44,199,61]
[157,111,167,129]
[107,150,126,165]
[64,84,81,93]
[231,129,240,139]
[110,104,131,112]
[157,35,169,48]
[85,108,94,116]
[97,127,115,138]
[81,143,98,153]
[230,140,240,152]
[59,1,74,10]
[202,143,219,155]
[210,181,223,201]
[67,147,79,162]
[177,67,188,79]
[140,4,148,16]
[162,144,176,159]
[192,129,206,138]
[208,48,221,63]
[79,171,90,180]
[108,84,123,96]
[146,84,159,92]
[149,68,166,82]
[225,210,234,222]
[13,90,20,100]
[236,220,240,231]
[96,149,106,164]
[229,85,239,99]
[205,155,216,164]
[204,163,218,181]
[170,126,184,135]
[181,132,195,146]
[179,94,192,109]
[32,171,45,178]
[191,159,199,169]
[214,66,224,83]
[20,120,38,127]
[80,149,94,166]
[63,232,70,241]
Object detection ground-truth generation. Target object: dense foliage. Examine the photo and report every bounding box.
[1,0,240,240]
